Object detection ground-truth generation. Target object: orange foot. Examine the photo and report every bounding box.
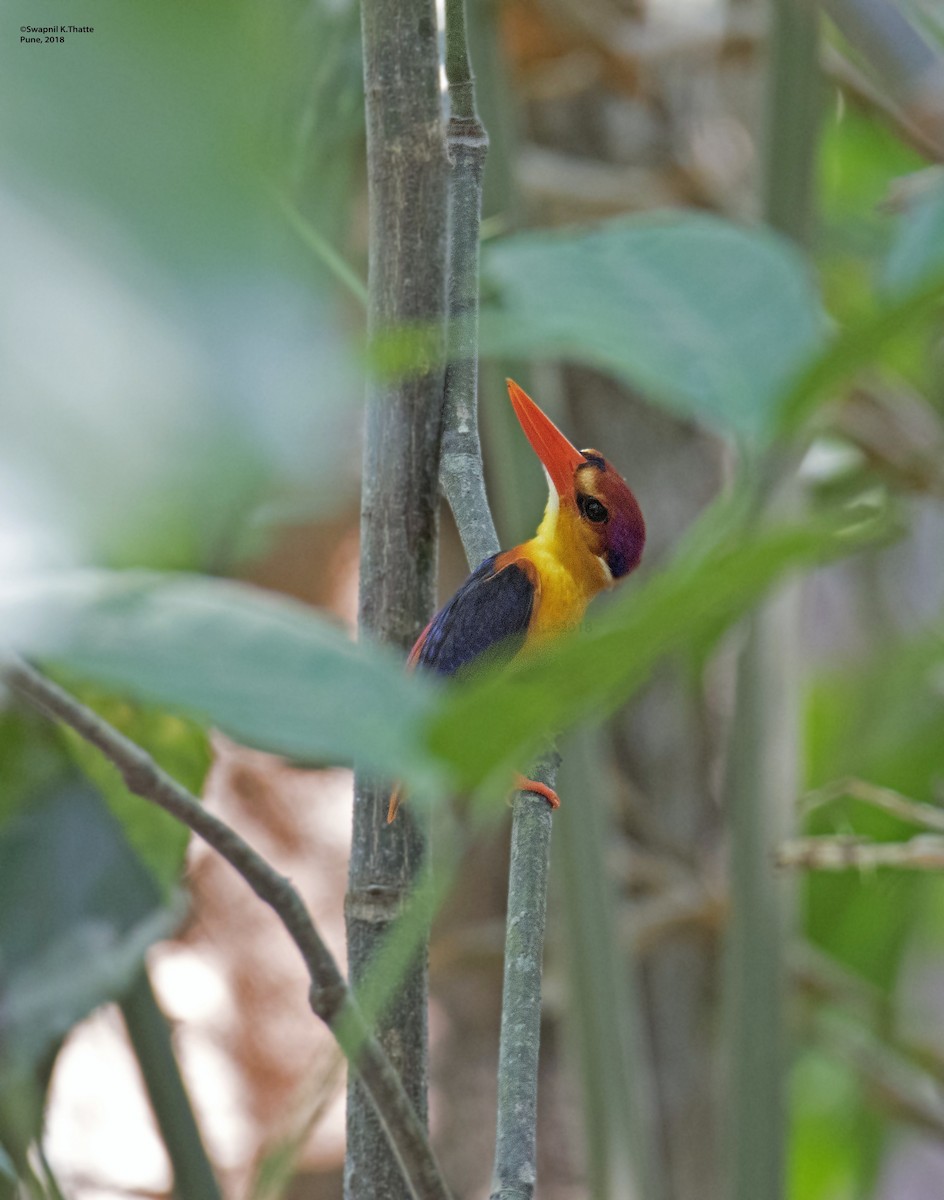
[513,772,561,811]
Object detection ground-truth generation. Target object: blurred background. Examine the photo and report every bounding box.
[2,0,944,1197]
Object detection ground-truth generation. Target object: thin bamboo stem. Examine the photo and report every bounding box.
[724,3,822,1197]
[557,732,657,1200]
[438,4,561,1196]
[440,0,495,568]
[489,766,557,1200]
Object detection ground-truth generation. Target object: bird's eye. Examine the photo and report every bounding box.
[579,495,608,523]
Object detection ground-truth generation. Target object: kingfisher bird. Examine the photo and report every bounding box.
[387,379,645,823]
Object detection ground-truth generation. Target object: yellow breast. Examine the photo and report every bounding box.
[520,501,610,647]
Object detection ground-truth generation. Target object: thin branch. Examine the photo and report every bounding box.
[1,658,452,1200]
[803,776,944,834]
[823,0,944,161]
[777,834,944,870]
[823,44,944,163]
[793,943,944,1090]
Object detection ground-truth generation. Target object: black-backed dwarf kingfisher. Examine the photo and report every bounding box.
[387,379,645,823]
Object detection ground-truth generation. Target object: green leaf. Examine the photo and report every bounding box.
[428,507,890,788]
[0,710,70,828]
[883,172,944,294]
[3,570,443,792]
[776,269,944,435]
[0,780,179,1079]
[480,214,823,443]
[59,690,211,892]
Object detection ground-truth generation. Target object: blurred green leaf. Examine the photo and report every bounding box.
[883,172,944,294]
[777,268,944,434]
[59,690,211,892]
[480,214,823,443]
[430,506,890,789]
[0,0,362,574]
[2,570,444,791]
[789,1051,880,1200]
[0,710,70,828]
[0,0,280,272]
[0,780,178,1082]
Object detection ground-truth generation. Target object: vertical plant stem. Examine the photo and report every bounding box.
[347,0,449,1192]
[439,2,564,1195]
[763,0,821,242]
[725,3,821,1199]
[724,597,801,1200]
[441,0,497,569]
[489,762,557,1200]
[557,731,657,1200]
[120,969,222,1200]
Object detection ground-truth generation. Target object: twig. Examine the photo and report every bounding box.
[803,776,944,833]
[809,1009,944,1140]
[823,0,944,161]
[778,834,944,870]
[2,658,452,1200]
[792,943,944,1090]
[823,44,944,163]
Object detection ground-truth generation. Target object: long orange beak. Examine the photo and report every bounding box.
[507,379,585,499]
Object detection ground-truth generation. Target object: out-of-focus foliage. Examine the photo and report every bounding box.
[3,0,944,1192]
[0,0,361,576]
[0,782,179,1164]
[884,172,944,292]
[481,215,823,443]
[60,693,212,892]
[1,571,441,789]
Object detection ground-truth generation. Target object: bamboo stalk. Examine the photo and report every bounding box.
[347,0,450,1192]
[440,0,496,569]
[437,4,563,1194]
[557,732,657,1200]
[489,762,558,1200]
[724,4,822,1198]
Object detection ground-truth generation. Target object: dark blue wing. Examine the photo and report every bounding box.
[411,552,538,679]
